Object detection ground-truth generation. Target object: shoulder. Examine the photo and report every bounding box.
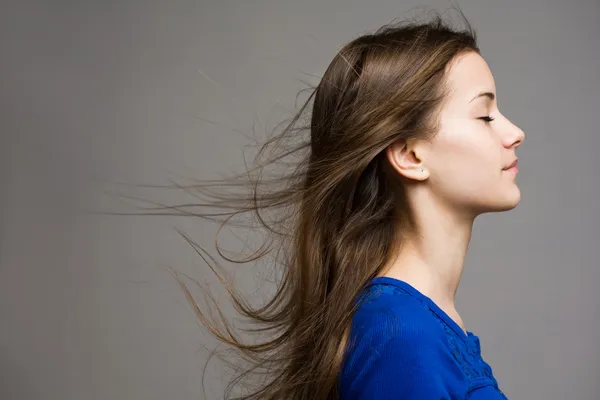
[339,285,462,399]
[350,284,444,346]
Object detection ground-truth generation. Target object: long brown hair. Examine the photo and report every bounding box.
[101,5,479,400]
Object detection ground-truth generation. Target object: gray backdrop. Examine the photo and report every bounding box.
[1,0,599,399]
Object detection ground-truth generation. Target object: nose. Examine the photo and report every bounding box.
[503,120,525,149]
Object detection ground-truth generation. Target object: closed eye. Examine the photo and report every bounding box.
[479,116,495,123]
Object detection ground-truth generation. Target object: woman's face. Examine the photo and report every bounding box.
[420,51,525,215]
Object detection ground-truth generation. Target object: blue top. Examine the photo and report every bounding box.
[339,276,508,399]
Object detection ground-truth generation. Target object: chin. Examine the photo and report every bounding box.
[489,187,522,212]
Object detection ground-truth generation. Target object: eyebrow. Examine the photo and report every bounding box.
[469,91,495,103]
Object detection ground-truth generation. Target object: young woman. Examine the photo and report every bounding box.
[131,6,524,400]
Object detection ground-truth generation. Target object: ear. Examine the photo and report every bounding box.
[385,138,429,181]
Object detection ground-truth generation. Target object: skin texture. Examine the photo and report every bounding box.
[381,51,525,333]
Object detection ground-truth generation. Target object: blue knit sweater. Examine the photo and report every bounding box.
[339,276,508,399]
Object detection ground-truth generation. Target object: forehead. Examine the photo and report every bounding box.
[443,52,496,108]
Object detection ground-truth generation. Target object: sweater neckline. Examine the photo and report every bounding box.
[367,276,477,344]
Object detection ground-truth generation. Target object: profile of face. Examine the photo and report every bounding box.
[387,51,525,217]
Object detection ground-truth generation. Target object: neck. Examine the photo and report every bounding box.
[379,190,476,322]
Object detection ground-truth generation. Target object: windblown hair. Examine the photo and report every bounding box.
[107,5,479,400]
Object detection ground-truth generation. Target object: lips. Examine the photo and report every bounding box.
[503,159,518,170]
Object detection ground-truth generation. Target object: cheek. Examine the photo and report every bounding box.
[433,127,498,171]
[429,127,501,190]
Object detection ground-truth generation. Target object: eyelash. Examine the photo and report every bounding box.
[479,116,495,123]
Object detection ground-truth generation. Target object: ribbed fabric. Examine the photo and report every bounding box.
[339,276,508,399]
